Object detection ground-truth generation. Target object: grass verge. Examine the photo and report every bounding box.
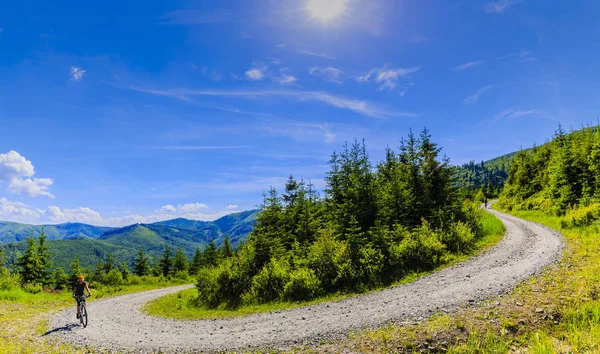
[0,279,190,354]
[297,208,600,353]
[144,211,506,321]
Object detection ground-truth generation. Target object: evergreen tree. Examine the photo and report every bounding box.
[120,262,131,281]
[0,248,5,268]
[53,267,69,290]
[37,229,53,286]
[133,248,151,276]
[160,245,172,277]
[173,247,188,273]
[219,235,234,259]
[189,247,203,275]
[69,257,83,283]
[202,241,218,267]
[16,237,42,285]
[101,253,116,274]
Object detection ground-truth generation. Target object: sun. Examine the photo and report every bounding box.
[307,0,347,23]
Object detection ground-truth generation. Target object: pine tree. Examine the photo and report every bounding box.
[16,237,41,285]
[203,241,218,267]
[69,257,83,283]
[101,253,116,274]
[173,247,188,273]
[219,235,233,259]
[37,229,53,286]
[53,267,69,290]
[133,248,151,276]
[0,248,5,268]
[120,262,131,281]
[189,247,203,275]
[160,245,172,277]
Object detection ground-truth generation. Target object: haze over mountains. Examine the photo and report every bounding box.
[0,210,259,269]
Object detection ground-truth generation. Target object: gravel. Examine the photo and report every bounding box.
[47,209,565,353]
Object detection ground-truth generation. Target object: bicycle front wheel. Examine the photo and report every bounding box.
[80,303,88,328]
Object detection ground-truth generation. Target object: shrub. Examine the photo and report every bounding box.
[248,257,290,304]
[283,267,321,302]
[358,246,384,286]
[103,268,124,286]
[307,229,342,292]
[195,267,219,307]
[442,221,476,253]
[22,282,42,294]
[0,267,17,291]
[390,221,446,272]
[560,203,600,228]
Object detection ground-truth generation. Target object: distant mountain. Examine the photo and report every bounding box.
[0,210,260,270]
[0,222,114,243]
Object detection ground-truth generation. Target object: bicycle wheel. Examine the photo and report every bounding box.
[80,302,88,328]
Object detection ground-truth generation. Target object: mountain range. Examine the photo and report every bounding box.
[0,210,259,270]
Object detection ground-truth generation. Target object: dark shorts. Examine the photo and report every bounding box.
[74,296,85,306]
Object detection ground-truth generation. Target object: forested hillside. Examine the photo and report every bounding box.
[194,129,487,308]
[498,124,600,221]
[453,154,514,197]
[1,210,258,270]
[0,222,114,243]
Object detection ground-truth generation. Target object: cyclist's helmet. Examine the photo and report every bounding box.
[77,274,85,281]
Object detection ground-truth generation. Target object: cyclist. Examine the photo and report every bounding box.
[73,274,92,319]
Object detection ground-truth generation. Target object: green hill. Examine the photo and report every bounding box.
[1,210,259,270]
[0,221,114,243]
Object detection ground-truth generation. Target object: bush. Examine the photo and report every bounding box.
[390,221,446,272]
[127,275,142,285]
[0,267,17,291]
[195,267,219,307]
[560,203,600,228]
[103,268,124,286]
[442,221,476,253]
[248,257,290,304]
[22,282,42,294]
[358,246,384,286]
[307,229,342,292]
[283,267,321,302]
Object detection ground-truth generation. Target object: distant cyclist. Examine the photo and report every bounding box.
[73,275,92,319]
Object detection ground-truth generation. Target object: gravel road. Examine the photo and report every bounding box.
[47,208,564,353]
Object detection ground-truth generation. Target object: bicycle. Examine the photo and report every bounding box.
[74,295,90,328]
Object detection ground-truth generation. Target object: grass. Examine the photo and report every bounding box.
[300,207,600,353]
[144,210,506,321]
[0,278,191,354]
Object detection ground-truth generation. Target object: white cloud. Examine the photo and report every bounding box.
[8,178,54,198]
[0,198,45,223]
[245,63,268,81]
[240,32,253,39]
[129,87,415,119]
[160,9,234,24]
[309,67,343,84]
[493,108,540,121]
[453,60,484,72]
[0,151,54,198]
[225,204,239,210]
[159,204,177,213]
[463,85,494,104]
[497,49,535,62]
[277,74,296,85]
[356,66,420,92]
[71,67,86,82]
[485,0,521,13]
[177,202,208,213]
[47,206,102,224]
[293,49,335,60]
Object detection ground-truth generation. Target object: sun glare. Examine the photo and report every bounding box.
[307,0,347,23]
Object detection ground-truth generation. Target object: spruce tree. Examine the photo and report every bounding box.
[16,237,41,285]
[189,247,203,275]
[173,247,188,273]
[219,235,233,259]
[101,253,116,274]
[133,248,150,276]
[69,257,83,283]
[120,262,131,281]
[202,241,218,267]
[37,229,53,287]
[160,245,172,277]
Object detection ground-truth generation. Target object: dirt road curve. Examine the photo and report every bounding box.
[48,209,564,353]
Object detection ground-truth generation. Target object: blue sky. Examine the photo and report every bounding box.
[0,0,598,226]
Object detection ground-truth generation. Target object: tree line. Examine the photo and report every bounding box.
[0,230,235,292]
[498,125,599,214]
[194,129,485,308]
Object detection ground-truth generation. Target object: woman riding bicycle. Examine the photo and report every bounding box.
[73,274,92,319]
